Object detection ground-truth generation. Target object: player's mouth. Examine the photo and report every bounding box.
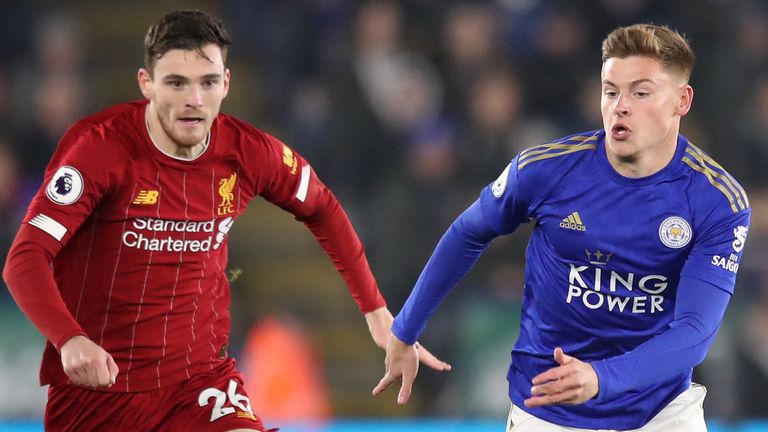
[178,117,205,125]
[611,123,631,140]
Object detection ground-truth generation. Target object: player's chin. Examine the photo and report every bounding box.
[607,143,639,161]
[172,131,207,147]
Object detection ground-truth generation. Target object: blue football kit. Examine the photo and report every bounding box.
[392,130,751,429]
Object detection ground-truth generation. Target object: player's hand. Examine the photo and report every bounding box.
[364,307,451,371]
[372,335,419,404]
[524,347,598,407]
[60,335,119,389]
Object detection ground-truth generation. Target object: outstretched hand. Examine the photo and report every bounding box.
[60,335,119,389]
[371,335,419,404]
[364,307,451,371]
[524,347,598,408]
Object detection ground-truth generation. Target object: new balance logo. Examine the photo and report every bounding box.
[133,190,159,205]
[560,211,586,231]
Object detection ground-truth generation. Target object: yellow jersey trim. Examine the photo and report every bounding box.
[518,133,599,171]
[682,148,748,213]
[685,144,749,209]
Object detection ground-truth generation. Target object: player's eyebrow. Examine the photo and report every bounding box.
[200,73,223,81]
[162,74,190,83]
[161,73,223,83]
[602,78,657,87]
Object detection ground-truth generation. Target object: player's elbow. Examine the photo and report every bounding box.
[674,312,710,335]
[3,241,23,287]
[674,316,719,366]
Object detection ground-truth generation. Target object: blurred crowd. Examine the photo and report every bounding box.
[1,0,768,423]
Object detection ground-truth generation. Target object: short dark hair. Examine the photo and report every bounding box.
[602,24,695,82]
[144,10,231,75]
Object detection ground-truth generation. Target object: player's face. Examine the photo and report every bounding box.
[139,44,230,150]
[600,56,692,166]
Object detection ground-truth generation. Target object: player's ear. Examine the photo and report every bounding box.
[222,68,231,99]
[675,84,693,117]
[138,68,154,99]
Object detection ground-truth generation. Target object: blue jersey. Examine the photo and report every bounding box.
[392,130,751,429]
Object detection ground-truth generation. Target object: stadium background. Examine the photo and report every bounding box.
[1,0,767,430]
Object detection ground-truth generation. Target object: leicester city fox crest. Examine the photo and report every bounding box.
[658,216,692,249]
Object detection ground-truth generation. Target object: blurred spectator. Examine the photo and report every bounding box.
[519,4,591,123]
[457,66,558,197]
[730,189,768,418]
[368,48,460,306]
[0,138,23,300]
[13,12,87,182]
[316,0,405,220]
[440,3,507,119]
[722,75,768,187]
[241,317,332,424]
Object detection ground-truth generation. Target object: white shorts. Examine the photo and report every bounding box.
[506,384,707,432]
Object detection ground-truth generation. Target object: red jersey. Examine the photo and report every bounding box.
[4,100,385,392]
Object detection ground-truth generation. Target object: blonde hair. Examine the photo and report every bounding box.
[601,24,694,81]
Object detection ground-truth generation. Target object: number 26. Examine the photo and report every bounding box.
[198,379,254,422]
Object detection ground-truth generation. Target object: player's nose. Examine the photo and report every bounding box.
[186,85,204,108]
[613,96,630,116]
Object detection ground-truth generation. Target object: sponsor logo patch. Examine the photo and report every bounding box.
[492,163,511,198]
[732,225,748,253]
[282,144,298,175]
[133,190,159,205]
[46,166,84,205]
[560,211,587,231]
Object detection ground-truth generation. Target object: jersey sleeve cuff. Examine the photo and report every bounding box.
[54,330,88,352]
[359,297,387,314]
[590,360,614,402]
[391,319,417,345]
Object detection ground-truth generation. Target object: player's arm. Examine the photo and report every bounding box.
[373,159,531,403]
[4,225,86,350]
[524,275,729,407]
[2,124,120,388]
[257,136,450,370]
[4,220,119,389]
[590,275,729,398]
[373,198,499,403]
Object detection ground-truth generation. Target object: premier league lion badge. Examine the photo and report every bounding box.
[46,166,84,205]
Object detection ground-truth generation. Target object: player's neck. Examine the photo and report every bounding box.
[606,132,679,179]
[145,106,208,160]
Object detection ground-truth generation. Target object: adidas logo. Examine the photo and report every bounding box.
[560,211,586,231]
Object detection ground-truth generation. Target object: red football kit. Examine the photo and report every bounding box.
[4,100,385,430]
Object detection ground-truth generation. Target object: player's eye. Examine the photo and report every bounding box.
[603,90,617,98]
[168,81,184,89]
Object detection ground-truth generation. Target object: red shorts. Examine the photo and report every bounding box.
[45,358,274,432]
